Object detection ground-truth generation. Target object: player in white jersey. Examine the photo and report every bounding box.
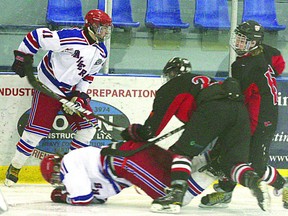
[5,9,113,186]
[40,141,216,206]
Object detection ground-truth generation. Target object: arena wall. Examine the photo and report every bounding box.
[0,74,287,183]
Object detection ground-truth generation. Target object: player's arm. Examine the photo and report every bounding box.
[263,44,286,76]
[12,28,60,78]
[271,53,285,76]
[120,86,178,142]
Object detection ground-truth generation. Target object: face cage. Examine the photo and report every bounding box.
[90,24,113,41]
[164,71,178,81]
[49,163,63,187]
[230,31,253,55]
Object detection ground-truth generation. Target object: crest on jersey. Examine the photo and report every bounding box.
[95,59,103,65]
[254,25,261,31]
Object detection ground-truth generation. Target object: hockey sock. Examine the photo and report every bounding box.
[70,127,96,150]
[171,155,192,182]
[11,131,43,168]
[262,165,286,190]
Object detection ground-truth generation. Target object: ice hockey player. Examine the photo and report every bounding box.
[40,141,215,206]
[200,20,288,209]
[120,57,270,213]
[5,9,113,186]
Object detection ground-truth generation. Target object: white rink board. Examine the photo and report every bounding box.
[0,75,183,165]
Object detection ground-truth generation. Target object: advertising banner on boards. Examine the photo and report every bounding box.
[0,74,287,169]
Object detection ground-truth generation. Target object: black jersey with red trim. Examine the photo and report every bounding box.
[231,52,278,134]
[143,73,218,136]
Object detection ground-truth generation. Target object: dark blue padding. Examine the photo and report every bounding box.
[242,0,286,31]
[46,0,85,27]
[194,0,230,30]
[145,0,190,29]
[98,0,140,28]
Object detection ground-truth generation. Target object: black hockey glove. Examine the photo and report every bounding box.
[62,91,91,115]
[120,124,153,142]
[198,157,225,178]
[11,50,34,78]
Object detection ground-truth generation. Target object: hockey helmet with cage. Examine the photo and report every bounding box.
[230,20,264,56]
[84,9,113,41]
[40,155,63,186]
[163,57,192,80]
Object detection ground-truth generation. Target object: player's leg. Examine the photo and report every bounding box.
[5,90,61,186]
[250,125,287,207]
[151,100,237,213]
[183,153,218,206]
[199,102,251,208]
[231,163,270,211]
[65,105,97,150]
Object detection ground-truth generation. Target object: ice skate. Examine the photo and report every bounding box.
[249,178,270,211]
[4,164,20,187]
[199,191,232,208]
[150,180,188,214]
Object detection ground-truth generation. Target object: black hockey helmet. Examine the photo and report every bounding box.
[230,20,264,56]
[163,57,192,80]
[235,20,264,43]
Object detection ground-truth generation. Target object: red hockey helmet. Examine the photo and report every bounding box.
[85,9,112,27]
[84,9,112,41]
[40,155,62,186]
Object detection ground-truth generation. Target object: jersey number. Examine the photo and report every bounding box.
[42,30,53,38]
[191,76,216,89]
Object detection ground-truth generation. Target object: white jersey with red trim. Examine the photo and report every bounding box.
[60,147,132,204]
[17,27,107,96]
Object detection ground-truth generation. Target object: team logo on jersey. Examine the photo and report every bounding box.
[95,59,103,65]
[62,48,74,54]
[17,100,130,159]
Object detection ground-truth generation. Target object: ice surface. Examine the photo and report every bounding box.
[0,184,286,216]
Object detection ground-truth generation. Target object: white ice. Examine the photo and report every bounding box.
[0,184,287,216]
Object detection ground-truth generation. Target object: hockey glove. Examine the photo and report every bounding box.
[62,91,91,115]
[11,50,33,78]
[120,124,153,142]
[198,157,225,178]
[51,187,68,203]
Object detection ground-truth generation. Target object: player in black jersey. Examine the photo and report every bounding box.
[201,20,287,209]
[120,57,270,213]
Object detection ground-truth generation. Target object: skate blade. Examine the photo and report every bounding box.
[150,203,181,214]
[198,203,229,208]
[0,191,8,213]
[4,179,15,187]
[257,182,271,212]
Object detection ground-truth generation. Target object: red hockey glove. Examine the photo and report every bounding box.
[51,187,68,203]
[120,124,153,142]
[62,91,91,115]
[11,50,33,78]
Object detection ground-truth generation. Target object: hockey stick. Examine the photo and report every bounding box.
[101,125,185,157]
[24,58,125,132]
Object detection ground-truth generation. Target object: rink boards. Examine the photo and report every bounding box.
[0,74,288,183]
